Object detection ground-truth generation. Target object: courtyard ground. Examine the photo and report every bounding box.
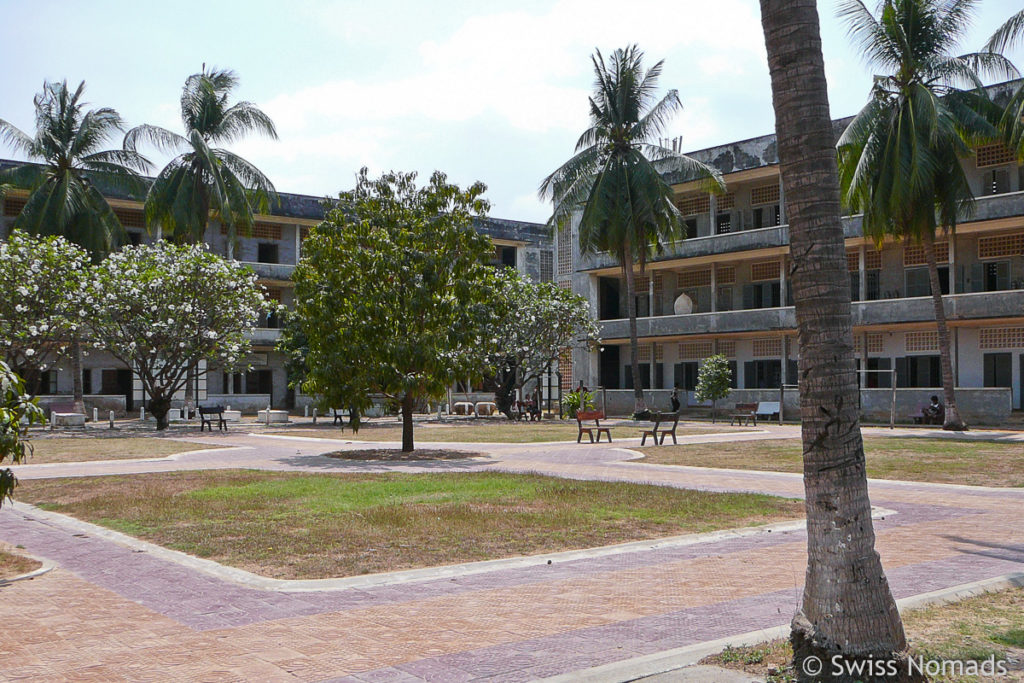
[0,424,1022,680]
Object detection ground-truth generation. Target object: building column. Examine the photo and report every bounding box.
[295,226,302,264]
[648,277,655,318]
[778,177,786,225]
[650,343,656,390]
[860,333,868,389]
[948,235,956,294]
[710,263,718,313]
[781,335,789,385]
[779,256,787,306]
[709,194,717,234]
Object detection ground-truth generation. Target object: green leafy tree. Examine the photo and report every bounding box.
[89,243,270,430]
[0,232,92,396]
[125,67,278,246]
[487,269,600,419]
[293,169,501,452]
[540,45,724,414]
[0,362,44,506]
[560,389,595,419]
[836,0,1018,431]
[761,0,906,672]
[694,354,731,423]
[0,80,150,414]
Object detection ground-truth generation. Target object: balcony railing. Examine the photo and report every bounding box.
[240,261,296,281]
[597,289,1024,340]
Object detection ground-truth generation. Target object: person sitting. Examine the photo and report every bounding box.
[922,395,944,425]
[669,388,681,413]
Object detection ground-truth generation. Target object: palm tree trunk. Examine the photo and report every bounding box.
[71,336,85,415]
[622,242,646,414]
[760,0,906,676]
[922,232,966,431]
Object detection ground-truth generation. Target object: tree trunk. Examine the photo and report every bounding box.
[760,1,907,677]
[184,364,195,420]
[922,232,966,431]
[71,336,85,415]
[711,399,716,424]
[400,393,415,452]
[622,242,646,415]
[149,391,171,431]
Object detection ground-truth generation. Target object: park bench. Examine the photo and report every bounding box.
[640,411,681,446]
[332,408,347,429]
[198,405,227,432]
[575,410,612,443]
[730,402,758,426]
[755,401,780,421]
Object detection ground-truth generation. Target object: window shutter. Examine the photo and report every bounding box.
[743,285,755,309]
[970,263,985,293]
[895,357,909,388]
[674,363,684,389]
[744,361,755,389]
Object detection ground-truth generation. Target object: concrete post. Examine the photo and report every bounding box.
[109,411,115,429]
[312,407,317,424]
[948,235,956,294]
[140,406,145,421]
[779,256,787,306]
[709,194,718,234]
[778,177,786,225]
[858,245,867,301]
[304,405,309,418]
[92,407,98,423]
[710,263,718,313]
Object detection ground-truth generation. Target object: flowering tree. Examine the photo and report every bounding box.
[90,243,271,429]
[293,169,501,452]
[0,231,91,396]
[1,362,44,506]
[488,269,600,419]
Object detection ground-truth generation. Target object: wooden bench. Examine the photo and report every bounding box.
[730,403,757,426]
[576,410,612,443]
[641,412,681,446]
[198,405,227,432]
[755,401,780,421]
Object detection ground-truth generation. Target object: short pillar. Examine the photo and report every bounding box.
[140,406,145,421]
[304,405,309,418]
[92,407,98,422]
[109,410,115,429]
[312,408,317,424]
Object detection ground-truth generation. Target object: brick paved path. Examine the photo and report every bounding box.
[2,426,1023,681]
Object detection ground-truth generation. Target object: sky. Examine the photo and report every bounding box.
[1,0,1021,223]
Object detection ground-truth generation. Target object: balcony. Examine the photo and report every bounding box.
[577,191,1023,272]
[248,328,282,345]
[240,261,295,282]
[597,289,1024,340]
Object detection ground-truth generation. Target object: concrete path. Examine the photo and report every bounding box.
[1,425,1023,681]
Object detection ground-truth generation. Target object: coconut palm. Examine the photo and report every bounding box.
[986,11,1024,158]
[759,0,906,670]
[125,67,278,247]
[836,0,1019,431]
[0,80,150,414]
[540,45,723,413]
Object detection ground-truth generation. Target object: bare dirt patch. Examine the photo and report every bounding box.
[321,448,485,461]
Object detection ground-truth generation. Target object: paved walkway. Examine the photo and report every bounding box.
[2,426,1023,681]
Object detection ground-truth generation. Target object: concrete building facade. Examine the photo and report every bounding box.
[561,108,1024,423]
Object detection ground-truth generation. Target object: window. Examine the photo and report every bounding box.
[983,353,1012,388]
[624,363,659,390]
[905,266,949,297]
[752,204,780,229]
[127,231,143,246]
[539,251,553,282]
[715,212,732,234]
[896,355,941,388]
[257,243,279,264]
[983,261,1010,292]
[674,362,699,391]
[82,369,92,395]
[744,360,782,389]
[864,357,892,388]
[223,372,242,394]
[39,370,58,394]
[496,245,516,268]
[983,168,1010,195]
[850,270,881,302]
[684,218,698,239]
[716,286,733,311]
[742,282,781,309]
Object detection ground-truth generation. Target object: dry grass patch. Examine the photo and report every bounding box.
[21,437,215,464]
[271,420,751,443]
[639,436,1024,487]
[17,470,803,580]
[703,587,1024,681]
[322,448,485,461]
[0,548,41,580]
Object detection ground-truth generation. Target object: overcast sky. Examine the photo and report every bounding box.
[1,0,1021,223]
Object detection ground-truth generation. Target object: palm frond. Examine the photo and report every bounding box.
[124,124,189,155]
[985,10,1024,53]
[0,119,35,156]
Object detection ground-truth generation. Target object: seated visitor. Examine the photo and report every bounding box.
[922,395,944,425]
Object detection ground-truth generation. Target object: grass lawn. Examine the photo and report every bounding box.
[270,420,751,443]
[0,548,41,580]
[17,470,803,579]
[20,437,215,465]
[638,436,1024,487]
[703,587,1024,682]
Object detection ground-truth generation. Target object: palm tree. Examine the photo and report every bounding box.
[126,67,278,415]
[987,11,1024,158]
[0,80,150,414]
[836,0,1018,431]
[125,66,278,248]
[759,0,906,673]
[540,46,723,414]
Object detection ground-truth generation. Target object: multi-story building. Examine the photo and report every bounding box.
[0,161,554,414]
[562,92,1024,423]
